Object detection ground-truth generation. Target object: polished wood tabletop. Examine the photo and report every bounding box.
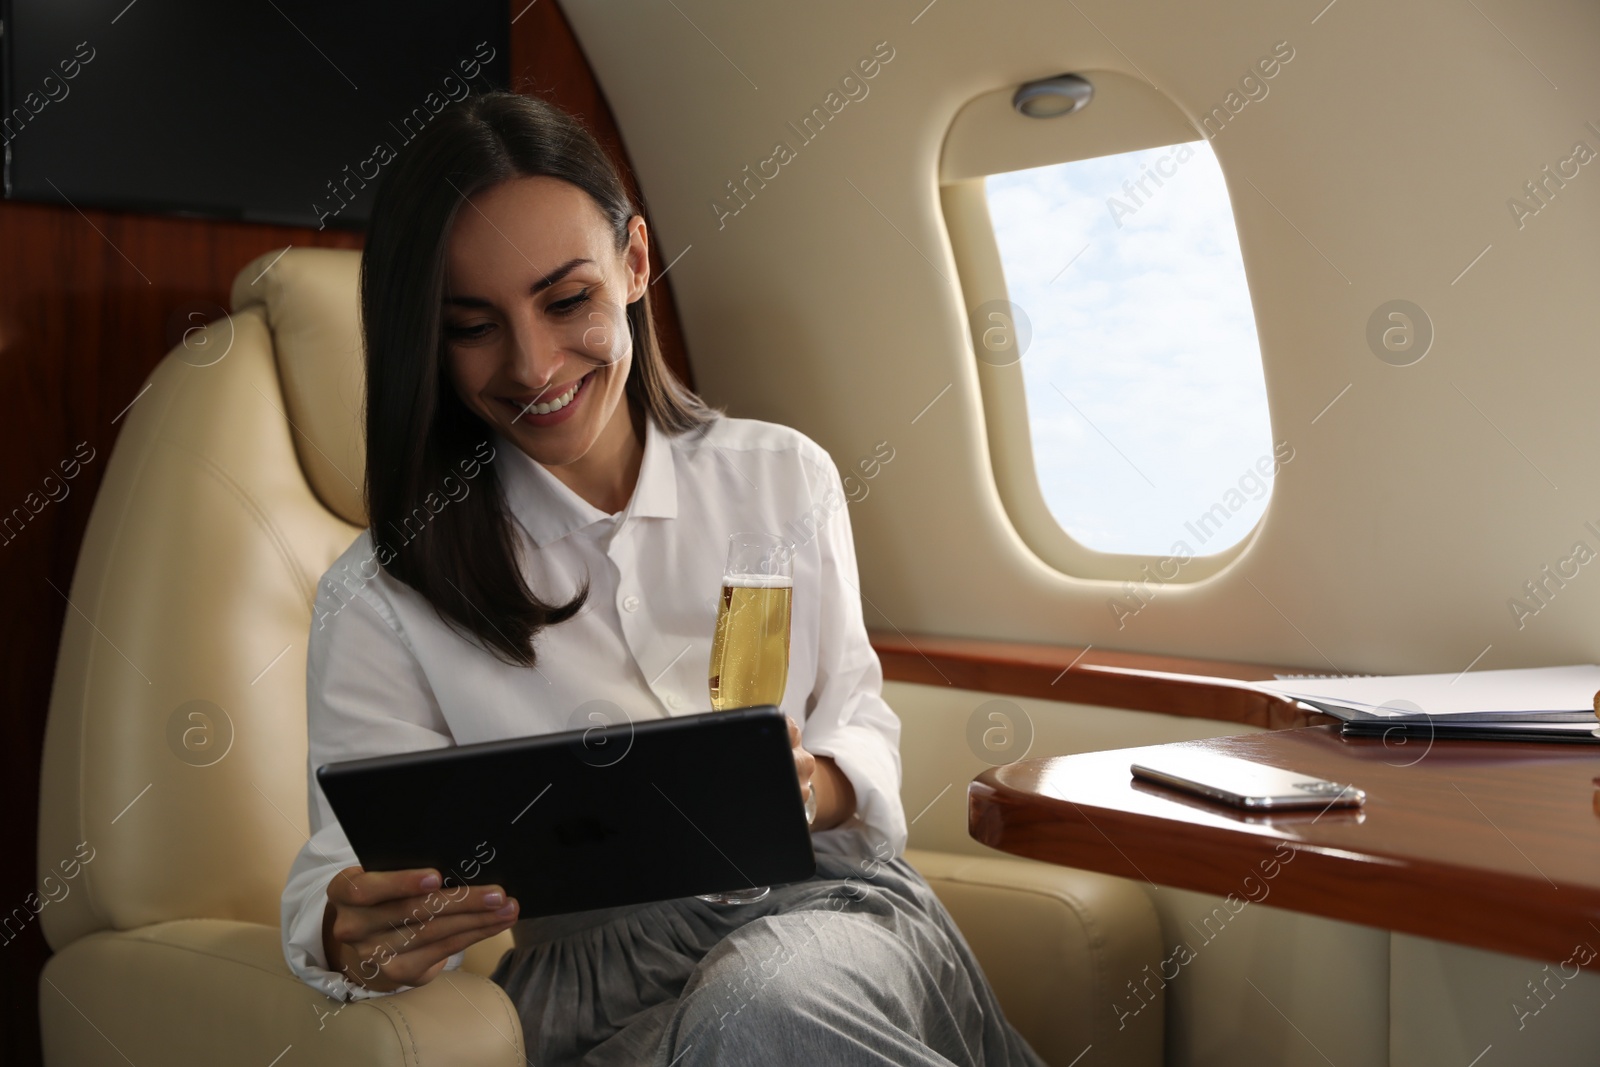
[969,726,1600,969]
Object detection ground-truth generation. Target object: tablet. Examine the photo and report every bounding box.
[315,704,816,917]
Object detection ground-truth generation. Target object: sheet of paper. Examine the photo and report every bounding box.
[1255,665,1600,719]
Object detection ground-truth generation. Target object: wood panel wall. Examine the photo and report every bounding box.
[0,4,688,1063]
[0,181,365,1067]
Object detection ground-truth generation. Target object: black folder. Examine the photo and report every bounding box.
[1340,719,1600,744]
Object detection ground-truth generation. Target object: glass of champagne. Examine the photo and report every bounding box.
[698,531,794,904]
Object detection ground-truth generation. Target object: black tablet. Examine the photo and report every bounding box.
[315,704,816,917]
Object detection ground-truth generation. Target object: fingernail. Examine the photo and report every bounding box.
[495,902,517,918]
[483,890,505,906]
[420,872,441,890]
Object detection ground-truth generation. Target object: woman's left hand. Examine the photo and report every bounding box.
[786,714,816,807]
[786,714,855,830]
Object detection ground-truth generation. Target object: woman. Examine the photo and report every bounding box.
[280,91,1046,1067]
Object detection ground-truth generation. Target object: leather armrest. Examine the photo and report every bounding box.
[461,928,517,978]
[40,919,525,1067]
[905,848,1164,1067]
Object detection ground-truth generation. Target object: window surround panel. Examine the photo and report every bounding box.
[939,70,1274,585]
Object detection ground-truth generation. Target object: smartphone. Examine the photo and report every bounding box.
[1130,751,1366,810]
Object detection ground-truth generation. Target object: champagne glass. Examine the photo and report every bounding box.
[698,532,794,904]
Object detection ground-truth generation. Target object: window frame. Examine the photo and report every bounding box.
[939,72,1275,585]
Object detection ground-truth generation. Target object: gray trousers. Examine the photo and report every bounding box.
[489,826,1049,1067]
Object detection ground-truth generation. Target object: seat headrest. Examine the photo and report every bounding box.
[230,247,367,526]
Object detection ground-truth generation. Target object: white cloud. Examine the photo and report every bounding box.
[986,139,1275,557]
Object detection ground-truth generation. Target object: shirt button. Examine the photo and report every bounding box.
[666,693,684,710]
[622,595,641,613]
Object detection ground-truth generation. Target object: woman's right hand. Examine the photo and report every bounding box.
[322,866,519,993]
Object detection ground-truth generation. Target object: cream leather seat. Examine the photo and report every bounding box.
[37,247,1163,1067]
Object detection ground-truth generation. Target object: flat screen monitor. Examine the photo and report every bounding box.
[1,0,511,228]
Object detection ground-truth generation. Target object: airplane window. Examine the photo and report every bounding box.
[983,139,1276,558]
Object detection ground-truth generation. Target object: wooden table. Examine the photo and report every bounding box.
[969,726,1600,969]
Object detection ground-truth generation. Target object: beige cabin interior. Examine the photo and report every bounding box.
[20,1,1600,1065]
[557,0,1600,1061]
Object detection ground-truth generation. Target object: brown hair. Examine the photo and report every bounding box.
[361,91,717,667]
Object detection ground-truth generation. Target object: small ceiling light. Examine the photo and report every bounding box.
[1012,74,1093,118]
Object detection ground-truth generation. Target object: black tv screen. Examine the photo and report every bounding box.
[1,0,510,228]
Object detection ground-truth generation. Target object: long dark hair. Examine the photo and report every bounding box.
[361,91,717,667]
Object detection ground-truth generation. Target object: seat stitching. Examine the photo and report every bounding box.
[441,971,528,1066]
[76,926,522,1064]
[492,974,526,1065]
[82,922,353,986]
[62,356,191,941]
[373,997,422,1065]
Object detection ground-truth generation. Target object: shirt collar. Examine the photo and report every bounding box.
[493,412,677,548]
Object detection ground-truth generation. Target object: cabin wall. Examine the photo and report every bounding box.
[561,0,1600,676]
[555,5,1600,1055]
[1390,935,1600,1065]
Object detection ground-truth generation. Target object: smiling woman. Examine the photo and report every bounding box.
[441,177,645,511]
[283,90,1049,1067]
[359,93,716,669]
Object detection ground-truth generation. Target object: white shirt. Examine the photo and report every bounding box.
[281,413,907,1001]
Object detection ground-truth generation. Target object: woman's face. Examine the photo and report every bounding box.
[442,176,649,470]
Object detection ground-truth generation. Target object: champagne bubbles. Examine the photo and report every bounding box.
[965,698,1035,766]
